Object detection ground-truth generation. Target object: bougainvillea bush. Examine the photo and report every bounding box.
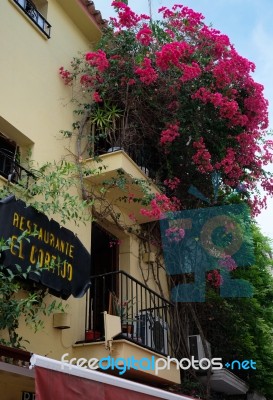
[60,2,272,217]
[59,5,273,396]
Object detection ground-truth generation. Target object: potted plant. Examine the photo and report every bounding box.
[89,103,123,156]
[110,292,136,335]
[85,329,101,341]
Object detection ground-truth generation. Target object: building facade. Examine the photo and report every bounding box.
[0,2,254,399]
[0,1,180,398]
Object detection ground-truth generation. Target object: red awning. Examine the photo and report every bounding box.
[31,355,195,400]
[36,366,162,400]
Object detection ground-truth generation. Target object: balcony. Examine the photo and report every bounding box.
[199,368,249,395]
[85,270,173,355]
[12,0,51,38]
[72,270,180,384]
[83,149,161,224]
[0,148,35,189]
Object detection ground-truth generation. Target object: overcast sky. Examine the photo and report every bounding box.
[97,0,273,240]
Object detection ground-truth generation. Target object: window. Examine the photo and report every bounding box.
[0,133,19,182]
[0,133,34,188]
[13,0,51,38]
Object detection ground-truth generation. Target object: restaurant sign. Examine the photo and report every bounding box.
[0,196,91,299]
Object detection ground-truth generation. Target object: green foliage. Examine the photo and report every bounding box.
[0,237,64,348]
[203,225,273,398]
[0,160,93,226]
[0,159,92,348]
[180,376,206,399]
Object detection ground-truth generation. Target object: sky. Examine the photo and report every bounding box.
[97,0,273,240]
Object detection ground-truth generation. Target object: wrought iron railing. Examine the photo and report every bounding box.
[0,149,35,189]
[13,0,51,38]
[95,143,159,181]
[85,270,174,356]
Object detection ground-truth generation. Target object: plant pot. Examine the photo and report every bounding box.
[107,147,124,153]
[85,330,101,341]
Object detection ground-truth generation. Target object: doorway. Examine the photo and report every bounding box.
[89,223,119,336]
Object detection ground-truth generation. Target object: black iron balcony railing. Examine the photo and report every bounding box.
[85,270,174,356]
[13,0,51,38]
[0,149,35,189]
[94,135,160,181]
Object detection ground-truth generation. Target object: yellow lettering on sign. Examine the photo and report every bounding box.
[19,216,25,231]
[50,233,55,246]
[67,263,73,281]
[60,240,65,253]
[26,219,32,234]
[33,223,38,234]
[18,239,24,260]
[44,251,51,267]
[10,212,77,283]
[69,245,74,259]
[38,228,43,241]
[38,249,45,268]
[12,213,19,228]
[30,245,37,264]
[10,235,18,256]
[44,231,50,244]
[10,235,24,260]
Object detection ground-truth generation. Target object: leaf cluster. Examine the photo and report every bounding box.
[0,237,64,348]
[201,226,273,397]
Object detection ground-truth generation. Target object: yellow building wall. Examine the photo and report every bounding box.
[0,0,98,358]
[0,370,35,400]
[0,0,93,163]
[0,1,173,385]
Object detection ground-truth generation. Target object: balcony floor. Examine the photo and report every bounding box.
[73,339,181,385]
[83,150,161,223]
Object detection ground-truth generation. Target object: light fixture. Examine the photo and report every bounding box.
[53,313,71,329]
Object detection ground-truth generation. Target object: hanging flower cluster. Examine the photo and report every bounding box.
[140,193,180,219]
[59,2,271,216]
[207,270,223,288]
[163,177,181,190]
[136,24,153,46]
[192,138,213,173]
[160,123,180,145]
[135,57,158,85]
[165,226,185,243]
[207,255,238,288]
[111,1,143,28]
[85,50,109,72]
[218,255,237,271]
[59,67,72,85]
